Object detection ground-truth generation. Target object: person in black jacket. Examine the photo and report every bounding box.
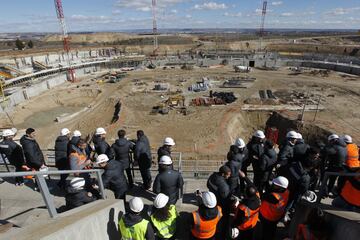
[55,128,71,189]
[111,129,135,188]
[153,155,184,205]
[134,130,152,190]
[93,127,114,160]
[248,130,266,194]
[0,129,26,185]
[96,154,129,199]
[324,134,347,196]
[276,131,298,174]
[157,137,175,162]
[207,165,231,210]
[226,139,244,194]
[293,133,310,164]
[65,177,95,210]
[258,140,277,194]
[20,128,45,171]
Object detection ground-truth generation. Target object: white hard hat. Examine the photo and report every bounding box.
[70,177,85,189]
[201,191,217,208]
[61,128,71,136]
[253,130,265,139]
[73,130,82,137]
[159,155,173,165]
[302,191,317,203]
[96,154,109,164]
[328,134,339,141]
[272,176,289,189]
[163,137,175,146]
[343,135,352,144]
[154,193,169,209]
[2,129,15,137]
[286,131,298,139]
[234,138,246,148]
[297,133,303,139]
[95,127,106,135]
[129,197,144,213]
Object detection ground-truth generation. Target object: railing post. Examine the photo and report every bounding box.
[317,173,329,203]
[35,175,58,218]
[95,170,106,199]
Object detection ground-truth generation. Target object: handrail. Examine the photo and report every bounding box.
[317,171,360,203]
[0,169,105,218]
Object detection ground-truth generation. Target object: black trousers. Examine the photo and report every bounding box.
[15,165,24,184]
[259,215,278,240]
[140,167,152,189]
[125,167,134,187]
[327,166,343,194]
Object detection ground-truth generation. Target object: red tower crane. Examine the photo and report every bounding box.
[259,0,267,50]
[151,0,159,56]
[54,0,75,82]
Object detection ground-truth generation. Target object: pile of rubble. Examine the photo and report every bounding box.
[191,91,237,106]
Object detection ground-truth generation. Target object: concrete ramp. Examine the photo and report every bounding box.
[2,199,125,240]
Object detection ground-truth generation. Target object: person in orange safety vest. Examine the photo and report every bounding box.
[191,191,223,240]
[342,135,359,169]
[332,169,360,211]
[259,176,290,240]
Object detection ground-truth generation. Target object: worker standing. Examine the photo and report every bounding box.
[92,127,114,160]
[150,193,178,240]
[55,128,71,189]
[332,169,360,211]
[276,131,297,174]
[96,154,128,199]
[0,129,26,186]
[69,139,92,188]
[111,129,135,188]
[207,165,231,210]
[258,140,277,194]
[293,133,310,164]
[20,128,45,171]
[230,171,261,240]
[65,177,95,210]
[248,130,266,193]
[157,137,175,162]
[119,197,155,240]
[226,138,246,193]
[153,156,184,205]
[134,130,153,190]
[342,135,359,170]
[190,191,223,240]
[259,176,289,240]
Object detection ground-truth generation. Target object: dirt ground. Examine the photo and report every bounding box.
[5,64,360,160]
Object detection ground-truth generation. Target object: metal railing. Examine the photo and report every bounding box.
[0,169,105,218]
[317,171,360,203]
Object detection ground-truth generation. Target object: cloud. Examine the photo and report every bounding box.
[271,1,283,6]
[171,9,178,14]
[280,12,294,17]
[115,0,186,11]
[193,2,228,10]
[326,7,360,16]
[224,12,242,17]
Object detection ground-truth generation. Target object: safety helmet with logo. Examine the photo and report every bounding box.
[163,137,175,146]
[272,176,289,189]
[159,155,173,165]
[328,134,339,142]
[95,127,106,135]
[154,193,169,209]
[61,128,71,136]
[286,131,298,139]
[302,191,317,203]
[2,129,15,137]
[129,197,144,213]
[342,135,352,144]
[202,191,217,208]
[96,154,109,165]
[70,177,85,189]
[234,138,246,149]
[73,130,82,137]
[253,130,265,139]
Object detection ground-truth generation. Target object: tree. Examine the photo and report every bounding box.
[15,39,25,50]
[27,40,34,49]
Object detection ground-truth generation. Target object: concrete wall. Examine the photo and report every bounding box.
[4,199,125,240]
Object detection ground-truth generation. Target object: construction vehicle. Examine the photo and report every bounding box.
[166,95,185,107]
[151,103,169,115]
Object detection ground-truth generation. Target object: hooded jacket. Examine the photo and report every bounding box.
[111,137,134,169]
[207,172,230,207]
[259,147,277,172]
[293,140,310,164]
[121,212,155,240]
[0,139,25,167]
[20,135,45,170]
[157,145,171,162]
[277,140,295,167]
[134,135,152,169]
[153,167,184,204]
[102,160,128,199]
[93,135,114,160]
[247,138,265,173]
[55,135,69,169]
[325,139,347,168]
[285,161,310,195]
[65,187,95,210]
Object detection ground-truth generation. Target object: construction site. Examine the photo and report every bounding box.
[0,0,360,240]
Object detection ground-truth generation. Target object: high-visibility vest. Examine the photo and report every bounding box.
[151,205,177,239]
[296,224,317,240]
[237,204,259,230]
[191,206,222,239]
[260,190,289,222]
[119,217,148,240]
[340,179,360,207]
[69,151,87,168]
[346,144,359,168]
